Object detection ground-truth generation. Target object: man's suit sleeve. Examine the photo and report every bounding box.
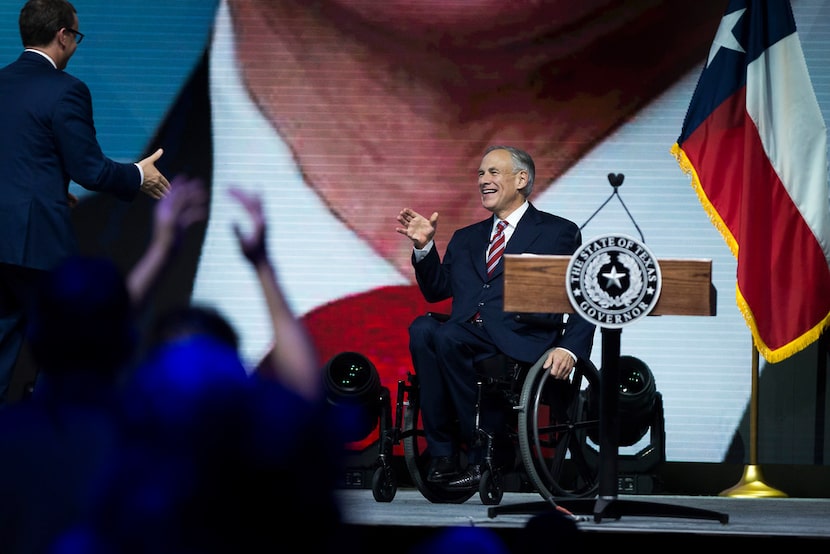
[53,79,140,202]
[555,225,596,361]
[412,246,452,303]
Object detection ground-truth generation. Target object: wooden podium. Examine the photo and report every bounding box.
[490,254,728,523]
[502,255,716,317]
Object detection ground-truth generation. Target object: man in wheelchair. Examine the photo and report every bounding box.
[395,145,595,490]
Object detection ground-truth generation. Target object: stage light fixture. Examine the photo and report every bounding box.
[616,355,658,446]
[323,351,382,443]
[587,355,658,447]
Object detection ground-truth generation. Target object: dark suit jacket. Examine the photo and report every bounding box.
[413,203,595,364]
[0,51,140,271]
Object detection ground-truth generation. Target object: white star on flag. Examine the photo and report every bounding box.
[707,8,746,67]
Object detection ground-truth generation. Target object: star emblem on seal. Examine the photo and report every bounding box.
[566,234,662,328]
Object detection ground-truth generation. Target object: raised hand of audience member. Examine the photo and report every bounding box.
[127,175,208,307]
[229,187,323,402]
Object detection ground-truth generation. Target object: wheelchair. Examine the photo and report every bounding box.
[369,313,664,505]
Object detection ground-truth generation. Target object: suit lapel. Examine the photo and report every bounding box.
[470,218,493,280]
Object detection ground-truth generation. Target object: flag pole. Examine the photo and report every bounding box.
[719,341,787,498]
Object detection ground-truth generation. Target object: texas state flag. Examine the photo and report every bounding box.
[672,0,830,363]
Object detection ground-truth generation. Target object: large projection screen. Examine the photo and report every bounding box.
[2,0,827,464]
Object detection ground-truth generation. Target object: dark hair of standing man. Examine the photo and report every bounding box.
[19,0,77,48]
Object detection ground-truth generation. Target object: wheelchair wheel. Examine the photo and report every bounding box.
[371,465,397,502]
[518,356,600,498]
[479,468,503,505]
[402,381,475,504]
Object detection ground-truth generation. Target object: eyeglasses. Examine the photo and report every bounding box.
[64,28,84,45]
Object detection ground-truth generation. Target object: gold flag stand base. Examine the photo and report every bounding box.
[719,464,788,498]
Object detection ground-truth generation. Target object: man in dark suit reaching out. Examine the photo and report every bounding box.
[0,0,171,405]
[396,145,595,489]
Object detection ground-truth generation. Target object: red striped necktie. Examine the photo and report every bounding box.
[486,220,508,276]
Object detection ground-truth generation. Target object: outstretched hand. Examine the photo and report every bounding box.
[229,187,267,265]
[138,148,172,199]
[396,208,439,250]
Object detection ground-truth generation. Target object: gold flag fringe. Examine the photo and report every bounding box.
[671,143,830,363]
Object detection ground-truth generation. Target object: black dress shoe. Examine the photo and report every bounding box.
[446,465,483,489]
[426,456,460,483]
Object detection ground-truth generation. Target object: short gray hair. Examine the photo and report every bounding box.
[483,145,536,197]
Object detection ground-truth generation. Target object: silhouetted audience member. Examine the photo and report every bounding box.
[514,510,584,554]
[148,304,240,352]
[408,526,509,554]
[0,177,206,554]
[49,188,346,553]
[0,257,134,554]
[56,336,343,554]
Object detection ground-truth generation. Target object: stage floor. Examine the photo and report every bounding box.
[335,488,830,550]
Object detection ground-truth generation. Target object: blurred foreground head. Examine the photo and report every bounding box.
[26,256,136,375]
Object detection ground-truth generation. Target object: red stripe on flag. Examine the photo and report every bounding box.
[679,87,830,358]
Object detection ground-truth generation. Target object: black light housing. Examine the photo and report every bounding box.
[587,355,658,447]
[323,351,382,443]
[616,355,658,447]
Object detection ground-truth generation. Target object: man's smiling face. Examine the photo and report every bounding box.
[478,148,527,220]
